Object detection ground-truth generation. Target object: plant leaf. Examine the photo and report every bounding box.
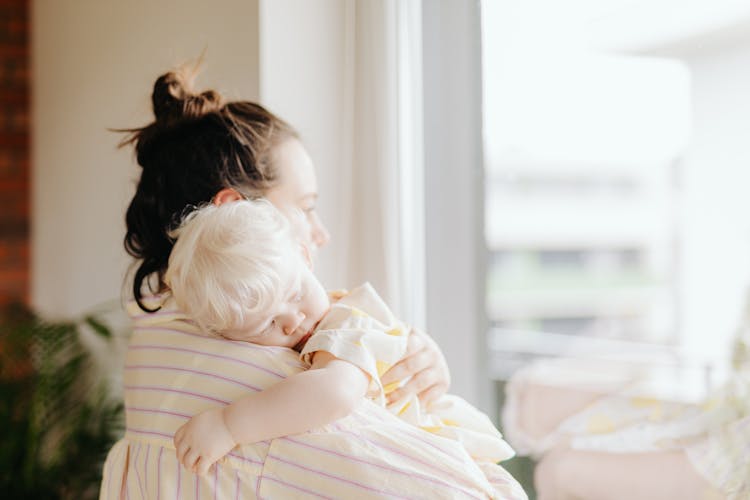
[83,316,112,339]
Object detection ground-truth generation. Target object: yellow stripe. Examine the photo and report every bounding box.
[376,360,391,377]
[397,401,411,416]
[383,381,400,394]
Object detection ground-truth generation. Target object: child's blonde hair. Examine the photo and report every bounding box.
[165,199,298,335]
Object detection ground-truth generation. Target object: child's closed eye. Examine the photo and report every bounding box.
[292,290,304,303]
[259,320,276,336]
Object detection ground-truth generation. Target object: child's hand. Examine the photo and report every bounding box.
[174,407,237,475]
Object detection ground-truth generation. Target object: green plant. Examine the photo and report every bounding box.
[0,303,124,500]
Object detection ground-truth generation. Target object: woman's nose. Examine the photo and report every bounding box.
[311,215,330,248]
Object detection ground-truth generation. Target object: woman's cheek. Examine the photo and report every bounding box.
[285,208,314,245]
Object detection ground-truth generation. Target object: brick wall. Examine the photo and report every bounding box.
[0,0,29,307]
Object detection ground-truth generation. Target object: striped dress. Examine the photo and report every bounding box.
[99,296,527,499]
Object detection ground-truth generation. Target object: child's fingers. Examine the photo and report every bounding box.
[174,425,191,459]
[173,428,185,451]
[195,456,212,476]
[184,448,201,471]
[176,443,189,465]
[174,424,185,443]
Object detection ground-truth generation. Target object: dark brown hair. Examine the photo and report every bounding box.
[121,66,298,312]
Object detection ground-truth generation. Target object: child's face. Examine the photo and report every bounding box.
[224,256,330,351]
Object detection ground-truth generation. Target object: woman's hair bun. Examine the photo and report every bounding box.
[151,67,223,123]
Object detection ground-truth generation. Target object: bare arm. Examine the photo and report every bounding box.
[174,351,369,474]
[224,351,368,442]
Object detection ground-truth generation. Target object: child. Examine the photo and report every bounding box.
[166,200,520,494]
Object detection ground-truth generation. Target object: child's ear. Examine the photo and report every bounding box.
[212,188,244,206]
[299,243,314,270]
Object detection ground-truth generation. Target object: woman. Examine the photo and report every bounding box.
[99,67,526,499]
[124,68,448,404]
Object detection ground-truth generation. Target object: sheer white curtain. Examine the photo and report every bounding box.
[260,0,425,324]
[260,0,485,404]
[340,0,426,326]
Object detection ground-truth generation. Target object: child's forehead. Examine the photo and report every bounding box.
[261,258,303,308]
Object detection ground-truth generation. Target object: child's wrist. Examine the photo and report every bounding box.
[220,406,239,446]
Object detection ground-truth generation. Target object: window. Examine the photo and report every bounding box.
[481,0,749,396]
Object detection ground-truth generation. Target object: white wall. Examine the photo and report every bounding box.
[678,41,750,366]
[32,0,260,317]
[258,0,349,291]
[31,0,375,315]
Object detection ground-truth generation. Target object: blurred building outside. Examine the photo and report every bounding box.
[483,0,750,405]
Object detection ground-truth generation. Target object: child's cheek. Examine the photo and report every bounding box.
[316,296,331,321]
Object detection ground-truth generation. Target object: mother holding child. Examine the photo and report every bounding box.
[99,67,526,499]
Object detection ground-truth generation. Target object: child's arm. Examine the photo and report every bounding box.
[173,351,368,475]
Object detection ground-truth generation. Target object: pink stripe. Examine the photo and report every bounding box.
[134,325,283,355]
[125,364,262,392]
[266,452,413,499]
[127,406,192,420]
[409,423,463,453]
[122,427,278,471]
[483,465,512,486]
[350,410,460,459]
[157,448,163,500]
[176,455,181,500]
[129,344,286,378]
[234,471,240,500]
[116,439,262,470]
[282,437,483,499]
[333,426,481,493]
[328,411,469,476]
[260,476,334,499]
[134,443,145,499]
[213,462,218,500]
[226,451,264,466]
[396,424,460,458]
[370,419,472,470]
[124,385,229,405]
[128,427,173,440]
[195,474,199,500]
[144,445,151,496]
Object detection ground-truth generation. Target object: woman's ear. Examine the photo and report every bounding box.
[213,188,244,206]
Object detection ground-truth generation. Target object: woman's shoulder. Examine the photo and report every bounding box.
[126,295,307,370]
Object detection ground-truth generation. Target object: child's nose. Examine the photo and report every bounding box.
[281,311,305,334]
